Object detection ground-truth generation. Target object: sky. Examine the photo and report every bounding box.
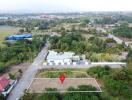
[0,0,132,13]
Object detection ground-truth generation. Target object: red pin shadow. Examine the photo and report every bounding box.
[59,74,65,84]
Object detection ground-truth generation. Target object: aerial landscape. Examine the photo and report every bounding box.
[0,0,132,100]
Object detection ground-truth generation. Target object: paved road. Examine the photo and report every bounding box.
[41,63,126,69]
[41,62,126,69]
[7,43,49,100]
[108,34,123,44]
[108,34,132,49]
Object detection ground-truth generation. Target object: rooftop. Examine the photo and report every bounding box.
[0,77,10,92]
[5,33,32,40]
[46,50,75,60]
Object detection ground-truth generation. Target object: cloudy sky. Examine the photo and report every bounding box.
[0,0,132,13]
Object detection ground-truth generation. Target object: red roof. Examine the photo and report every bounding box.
[0,77,10,91]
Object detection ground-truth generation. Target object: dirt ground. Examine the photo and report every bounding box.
[28,78,101,93]
[1,62,31,78]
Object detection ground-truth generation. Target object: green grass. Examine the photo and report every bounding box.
[0,26,20,46]
[36,69,90,78]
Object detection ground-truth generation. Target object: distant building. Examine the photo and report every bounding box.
[5,33,32,41]
[106,43,115,47]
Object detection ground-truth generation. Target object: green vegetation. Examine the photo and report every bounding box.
[0,25,20,46]
[127,50,132,68]
[0,93,4,100]
[113,22,132,38]
[50,32,84,53]
[0,14,131,100]
[50,32,127,61]
[9,73,16,80]
[22,85,110,100]
[88,66,132,99]
[36,69,88,78]
[87,66,111,78]
[0,35,47,73]
[31,66,132,100]
[94,17,117,24]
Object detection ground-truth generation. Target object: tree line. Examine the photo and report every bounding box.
[49,32,127,61]
[22,85,109,100]
[113,22,132,38]
[87,66,132,99]
[0,35,47,73]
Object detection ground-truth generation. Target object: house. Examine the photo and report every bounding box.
[44,50,81,65]
[106,43,116,47]
[5,33,32,41]
[0,77,17,97]
[0,77,10,92]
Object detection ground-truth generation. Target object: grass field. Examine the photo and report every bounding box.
[0,25,20,46]
[36,69,90,78]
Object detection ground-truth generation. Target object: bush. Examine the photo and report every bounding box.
[9,73,16,80]
[0,93,5,100]
[103,68,132,99]
[87,66,111,78]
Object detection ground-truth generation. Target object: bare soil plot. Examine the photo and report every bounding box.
[28,78,101,93]
[1,62,31,78]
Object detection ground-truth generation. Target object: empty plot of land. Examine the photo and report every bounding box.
[28,78,101,93]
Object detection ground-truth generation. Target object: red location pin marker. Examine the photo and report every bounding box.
[59,74,65,84]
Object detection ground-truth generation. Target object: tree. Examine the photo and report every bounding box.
[87,66,111,78]
[113,21,132,38]
[19,29,24,33]
[9,73,16,80]
[0,93,4,100]
[18,69,23,74]
[0,35,47,74]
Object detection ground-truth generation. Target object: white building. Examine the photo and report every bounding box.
[44,50,80,65]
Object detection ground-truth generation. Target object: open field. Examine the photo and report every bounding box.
[0,25,20,46]
[28,78,101,93]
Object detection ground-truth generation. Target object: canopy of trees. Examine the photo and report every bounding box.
[21,85,110,100]
[113,22,132,38]
[87,66,132,99]
[94,17,117,24]
[0,35,47,73]
[127,50,132,68]
[49,33,126,61]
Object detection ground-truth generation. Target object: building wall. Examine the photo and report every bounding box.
[47,59,72,65]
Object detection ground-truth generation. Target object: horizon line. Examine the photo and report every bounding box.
[0,11,132,15]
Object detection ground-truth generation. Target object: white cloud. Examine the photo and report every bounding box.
[0,0,132,13]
